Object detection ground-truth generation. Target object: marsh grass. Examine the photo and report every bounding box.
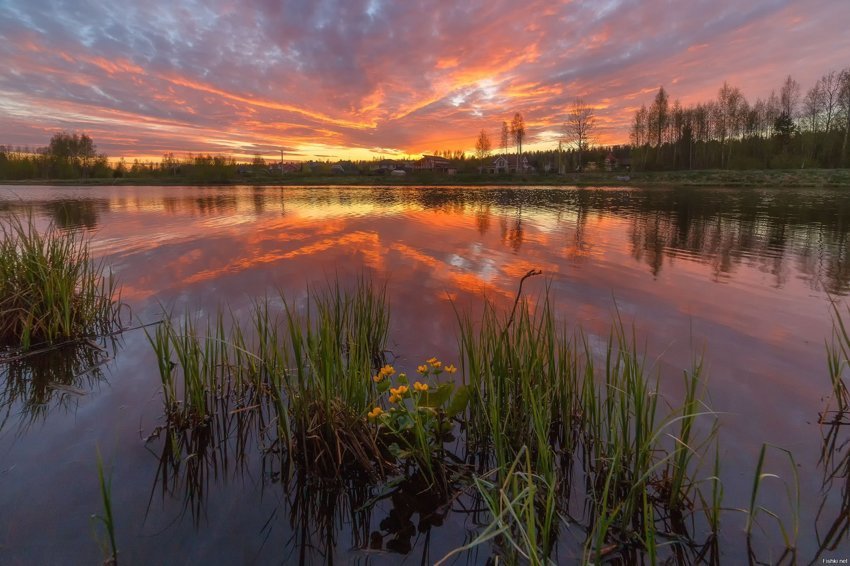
[148,278,393,481]
[437,447,560,565]
[745,444,800,561]
[145,276,812,562]
[813,303,850,560]
[92,448,118,565]
[0,214,124,351]
[456,290,720,560]
[825,301,850,418]
[279,277,392,477]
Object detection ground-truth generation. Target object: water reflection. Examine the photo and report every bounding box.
[2,184,849,561]
[2,185,848,294]
[0,337,116,434]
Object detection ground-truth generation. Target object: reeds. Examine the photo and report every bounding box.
[144,276,808,562]
[148,278,393,480]
[279,278,391,476]
[745,444,800,553]
[0,214,124,351]
[457,290,721,560]
[436,447,560,565]
[825,301,850,417]
[92,448,118,565]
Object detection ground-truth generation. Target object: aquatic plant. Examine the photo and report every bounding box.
[825,301,850,417]
[144,275,813,562]
[369,358,469,486]
[436,447,560,565]
[148,277,393,479]
[746,444,800,556]
[92,448,118,565]
[0,214,124,351]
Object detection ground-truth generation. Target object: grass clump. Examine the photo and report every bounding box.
[148,278,396,481]
[457,289,720,562]
[279,278,392,477]
[0,215,123,351]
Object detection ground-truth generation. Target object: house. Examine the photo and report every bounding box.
[331,161,358,175]
[483,155,510,174]
[481,154,533,174]
[414,155,452,172]
[370,159,402,174]
[268,162,301,174]
[369,159,415,175]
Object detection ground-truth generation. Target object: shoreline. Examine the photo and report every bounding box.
[1,168,849,188]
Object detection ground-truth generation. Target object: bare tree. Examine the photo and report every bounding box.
[500,121,509,155]
[649,87,669,148]
[840,68,850,163]
[510,113,526,171]
[475,129,492,159]
[630,104,649,168]
[564,98,595,170]
[803,82,824,132]
[780,75,801,120]
[717,81,745,167]
[819,70,841,132]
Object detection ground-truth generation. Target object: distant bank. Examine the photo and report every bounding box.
[2,169,849,188]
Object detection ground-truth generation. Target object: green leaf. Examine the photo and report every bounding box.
[446,385,469,418]
[422,382,453,408]
[387,443,411,460]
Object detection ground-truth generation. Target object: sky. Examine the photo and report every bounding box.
[1,0,849,162]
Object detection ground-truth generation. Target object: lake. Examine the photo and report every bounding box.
[1,184,849,563]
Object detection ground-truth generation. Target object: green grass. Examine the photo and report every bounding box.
[148,277,393,480]
[92,448,118,565]
[0,214,124,351]
[745,444,800,552]
[145,277,811,562]
[4,167,849,187]
[826,301,850,416]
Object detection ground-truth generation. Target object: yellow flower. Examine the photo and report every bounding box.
[417,364,428,374]
[390,385,409,396]
[380,364,395,377]
[367,407,384,419]
[372,373,383,383]
[389,394,400,403]
[444,364,457,374]
[413,381,429,392]
[398,372,406,380]
[427,357,439,365]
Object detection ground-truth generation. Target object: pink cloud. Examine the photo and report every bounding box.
[0,0,848,160]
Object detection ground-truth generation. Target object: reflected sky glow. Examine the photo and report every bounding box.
[1,183,849,560]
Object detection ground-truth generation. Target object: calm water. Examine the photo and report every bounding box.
[1,184,849,563]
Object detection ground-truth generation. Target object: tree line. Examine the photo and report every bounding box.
[0,132,110,180]
[630,68,850,170]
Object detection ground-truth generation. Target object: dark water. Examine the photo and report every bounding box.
[1,184,849,563]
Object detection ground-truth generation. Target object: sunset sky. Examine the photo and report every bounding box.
[1,0,849,162]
